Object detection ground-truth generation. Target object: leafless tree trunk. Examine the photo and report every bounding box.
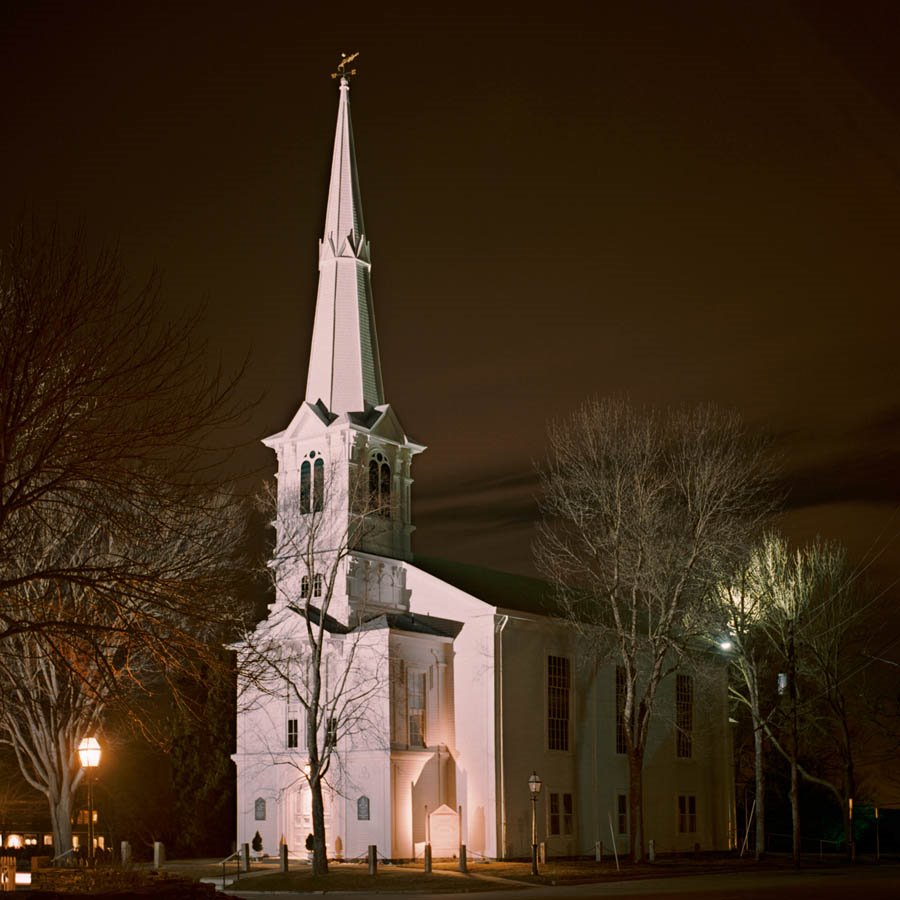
[0,627,101,854]
[535,398,772,861]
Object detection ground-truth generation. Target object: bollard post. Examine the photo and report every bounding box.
[459,844,467,873]
[648,839,655,863]
[153,841,165,871]
[367,844,377,875]
[280,843,289,873]
[120,841,132,866]
[595,840,602,862]
[424,843,432,874]
[240,842,250,873]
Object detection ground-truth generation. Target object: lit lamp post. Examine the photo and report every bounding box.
[528,771,542,876]
[77,737,101,864]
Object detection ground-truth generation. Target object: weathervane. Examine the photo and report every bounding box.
[331,51,359,80]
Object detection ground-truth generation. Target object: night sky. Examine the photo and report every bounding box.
[3,1,900,612]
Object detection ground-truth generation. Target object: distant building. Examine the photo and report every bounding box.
[232,75,735,861]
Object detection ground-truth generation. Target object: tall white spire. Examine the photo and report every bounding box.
[305,75,385,414]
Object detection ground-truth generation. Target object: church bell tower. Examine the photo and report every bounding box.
[262,69,424,616]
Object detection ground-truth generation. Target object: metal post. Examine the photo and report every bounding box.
[367,844,377,876]
[424,844,432,874]
[875,807,880,863]
[87,771,94,866]
[849,797,855,863]
[530,793,538,876]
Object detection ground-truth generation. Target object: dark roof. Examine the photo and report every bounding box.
[287,603,350,634]
[412,555,561,618]
[348,407,382,429]
[383,612,464,639]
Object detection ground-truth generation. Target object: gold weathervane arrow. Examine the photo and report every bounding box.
[331,51,359,80]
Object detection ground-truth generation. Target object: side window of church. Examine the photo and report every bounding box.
[301,573,322,599]
[615,666,627,754]
[408,670,426,747]
[675,673,693,759]
[678,794,697,833]
[287,718,298,748]
[548,792,573,836]
[547,655,570,751]
[254,798,266,821]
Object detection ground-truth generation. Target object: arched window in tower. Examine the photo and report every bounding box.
[368,452,391,517]
[300,460,311,514]
[380,461,391,515]
[369,459,379,507]
[300,575,310,599]
[313,573,323,598]
[313,458,324,512]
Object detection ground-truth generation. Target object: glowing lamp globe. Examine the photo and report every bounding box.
[78,737,101,768]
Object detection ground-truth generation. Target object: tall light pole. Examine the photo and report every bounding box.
[528,771,542,876]
[78,737,101,865]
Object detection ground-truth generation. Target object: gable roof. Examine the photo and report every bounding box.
[412,555,561,618]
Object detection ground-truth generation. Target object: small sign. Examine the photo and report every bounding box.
[429,805,459,859]
[357,796,370,821]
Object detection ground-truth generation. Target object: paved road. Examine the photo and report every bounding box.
[229,865,900,900]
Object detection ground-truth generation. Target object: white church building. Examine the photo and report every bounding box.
[233,74,735,862]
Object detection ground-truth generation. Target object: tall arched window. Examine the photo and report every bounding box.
[368,452,391,517]
[300,460,311,514]
[369,459,379,506]
[300,575,310,599]
[313,574,323,597]
[380,461,391,515]
[313,458,324,512]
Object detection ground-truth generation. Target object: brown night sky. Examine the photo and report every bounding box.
[2,1,900,632]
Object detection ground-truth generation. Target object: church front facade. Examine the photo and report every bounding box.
[232,74,735,862]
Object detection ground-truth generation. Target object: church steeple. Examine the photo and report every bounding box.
[305,74,385,414]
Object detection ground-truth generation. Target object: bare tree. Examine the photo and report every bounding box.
[0,494,243,856]
[535,398,772,861]
[755,538,870,863]
[236,475,385,876]
[0,630,103,854]
[720,532,880,864]
[715,532,796,860]
[0,224,248,858]
[0,223,248,651]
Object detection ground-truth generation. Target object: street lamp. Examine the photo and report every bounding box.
[528,771,542,876]
[77,737,101,864]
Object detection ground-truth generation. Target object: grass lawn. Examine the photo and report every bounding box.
[228,855,754,892]
[229,861,515,893]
